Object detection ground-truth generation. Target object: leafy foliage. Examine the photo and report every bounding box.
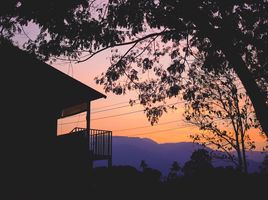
[1,0,268,134]
[182,149,213,176]
[167,161,181,180]
[184,63,260,172]
[0,0,124,60]
[95,0,268,133]
[140,160,148,171]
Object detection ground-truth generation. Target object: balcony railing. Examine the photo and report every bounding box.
[69,127,112,161]
[89,129,112,160]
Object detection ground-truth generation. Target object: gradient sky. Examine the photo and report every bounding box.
[54,47,267,151]
[55,48,197,143]
[16,22,266,150]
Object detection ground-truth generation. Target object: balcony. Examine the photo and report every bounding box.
[69,127,112,163]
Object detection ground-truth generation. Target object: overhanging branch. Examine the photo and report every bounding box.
[77,30,173,63]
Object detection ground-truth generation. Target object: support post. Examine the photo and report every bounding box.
[86,102,93,171]
[86,102,90,135]
[108,158,112,168]
[108,131,112,168]
[86,102,91,152]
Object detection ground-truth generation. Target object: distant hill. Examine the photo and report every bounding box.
[95,136,266,175]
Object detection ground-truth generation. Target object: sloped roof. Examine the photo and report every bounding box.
[0,42,106,110]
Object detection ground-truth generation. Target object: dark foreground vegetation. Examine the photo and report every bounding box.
[90,166,267,199]
[47,165,266,199]
[10,150,267,200]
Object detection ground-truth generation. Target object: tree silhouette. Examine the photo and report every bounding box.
[0,1,118,60]
[184,64,259,173]
[142,167,162,185]
[94,0,268,136]
[183,149,213,176]
[259,155,268,174]
[1,0,268,135]
[140,160,148,172]
[167,161,181,180]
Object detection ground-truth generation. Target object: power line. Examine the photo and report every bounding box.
[58,101,138,118]
[59,100,232,126]
[91,103,138,114]
[59,87,246,120]
[59,101,183,124]
[92,100,184,114]
[91,101,182,120]
[59,109,144,125]
[123,117,236,137]
[125,124,196,137]
[59,119,86,125]
[113,119,184,132]
[91,86,244,113]
[92,99,185,112]
[58,109,145,125]
[91,109,144,121]
[93,99,138,110]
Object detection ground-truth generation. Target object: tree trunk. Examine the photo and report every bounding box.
[190,11,268,137]
[234,92,248,173]
[234,131,243,171]
[221,47,268,138]
[241,133,248,173]
[231,114,243,171]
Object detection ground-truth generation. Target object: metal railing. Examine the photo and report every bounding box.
[69,127,112,160]
[89,129,112,160]
[70,127,87,133]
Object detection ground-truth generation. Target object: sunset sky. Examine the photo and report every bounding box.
[53,46,267,150]
[55,48,197,143]
[4,2,267,197]
[15,22,266,150]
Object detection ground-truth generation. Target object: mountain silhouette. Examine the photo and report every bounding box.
[95,136,265,175]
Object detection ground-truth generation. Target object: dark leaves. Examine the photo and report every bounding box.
[167,60,185,75]
[142,58,153,70]
[167,84,181,97]
[183,64,259,171]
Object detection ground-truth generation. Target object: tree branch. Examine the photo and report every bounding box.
[77,30,173,63]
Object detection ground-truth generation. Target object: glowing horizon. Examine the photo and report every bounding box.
[54,50,267,151]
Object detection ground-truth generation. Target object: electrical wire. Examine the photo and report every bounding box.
[125,124,196,137]
[113,119,184,132]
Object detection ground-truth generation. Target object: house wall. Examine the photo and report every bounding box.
[4,99,60,193]
[1,43,92,197]
[4,99,91,196]
[56,133,92,187]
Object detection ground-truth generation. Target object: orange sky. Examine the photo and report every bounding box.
[16,22,266,150]
[55,48,198,142]
[54,48,267,151]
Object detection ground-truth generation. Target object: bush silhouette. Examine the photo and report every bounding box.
[183,149,214,176]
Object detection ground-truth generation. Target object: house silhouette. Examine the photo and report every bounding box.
[1,40,112,198]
